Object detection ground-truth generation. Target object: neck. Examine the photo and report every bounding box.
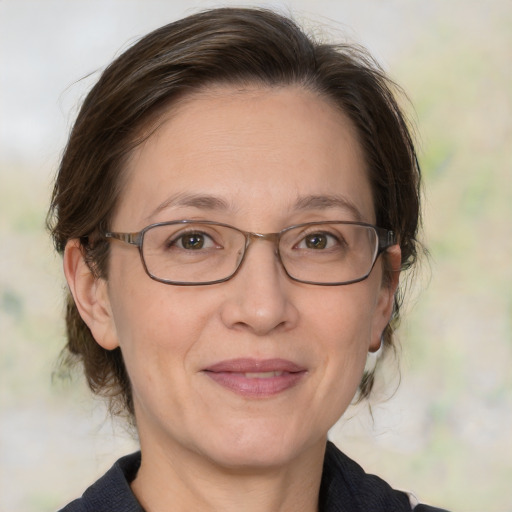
[131,436,326,512]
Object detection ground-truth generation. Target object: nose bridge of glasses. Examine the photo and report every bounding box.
[246,231,281,253]
[235,231,284,281]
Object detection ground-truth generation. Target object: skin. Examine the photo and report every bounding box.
[65,85,400,512]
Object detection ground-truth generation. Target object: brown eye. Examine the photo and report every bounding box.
[304,234,328,249]
[171,232,215,250]
[180,233,205,249]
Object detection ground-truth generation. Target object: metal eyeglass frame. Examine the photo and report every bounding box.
[103,220,396,286]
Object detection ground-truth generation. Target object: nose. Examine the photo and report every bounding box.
[219,239,299,336]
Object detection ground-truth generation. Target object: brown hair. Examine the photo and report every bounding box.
[48,7,421,419]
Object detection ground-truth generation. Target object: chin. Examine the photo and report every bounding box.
[196,421,322,471]
[206,445,295,472]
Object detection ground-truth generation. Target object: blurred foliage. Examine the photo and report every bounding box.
[380,3,512,509]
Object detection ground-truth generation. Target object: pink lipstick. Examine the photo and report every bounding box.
[203,358,306,398]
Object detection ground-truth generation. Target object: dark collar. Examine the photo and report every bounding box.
[59,451,143,512]
[60,442,446,511]
[319,441,412,511]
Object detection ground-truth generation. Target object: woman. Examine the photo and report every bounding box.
[48,7,446,512]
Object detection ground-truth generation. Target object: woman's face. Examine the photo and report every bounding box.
[87,86,398,469]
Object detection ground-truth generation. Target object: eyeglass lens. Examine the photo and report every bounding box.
[140,222,379,285]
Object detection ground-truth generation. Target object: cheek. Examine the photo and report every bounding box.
[111,287,201,354]
[106,259,207,378]
[107,284,214,425]
[311,284,376,349]
[308,285,379,387]
[285,287,377,436]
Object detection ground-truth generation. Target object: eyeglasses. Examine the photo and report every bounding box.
[103,220,395,286]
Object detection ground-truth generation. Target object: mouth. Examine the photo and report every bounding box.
[202,358,307,398]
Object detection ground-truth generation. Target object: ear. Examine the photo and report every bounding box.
[63,239,119,350]
[369,245,401,353]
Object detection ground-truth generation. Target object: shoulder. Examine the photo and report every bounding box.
[57,452,143,512]
[320,441,450,512]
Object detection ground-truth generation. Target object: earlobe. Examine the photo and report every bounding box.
[369,245,401,353]
[63,240,119,350]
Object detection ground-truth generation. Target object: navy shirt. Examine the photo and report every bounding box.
[59,442,448,511]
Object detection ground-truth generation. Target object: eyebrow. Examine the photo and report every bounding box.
[293,194,364,222]
[147,192,364,222]
[147,192,233,221]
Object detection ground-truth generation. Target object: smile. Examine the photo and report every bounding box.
[203,358,307,398]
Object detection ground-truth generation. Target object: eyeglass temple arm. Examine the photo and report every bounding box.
[104,232,142,245]
[377,229,396,252]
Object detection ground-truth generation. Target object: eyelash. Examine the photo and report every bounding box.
[167,230,218,250]
[294,230,345,249]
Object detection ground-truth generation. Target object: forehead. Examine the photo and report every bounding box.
[116,85,374,228]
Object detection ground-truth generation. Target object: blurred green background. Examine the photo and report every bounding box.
[1,1,511,511]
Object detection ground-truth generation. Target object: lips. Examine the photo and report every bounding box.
[203,358,307,398]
